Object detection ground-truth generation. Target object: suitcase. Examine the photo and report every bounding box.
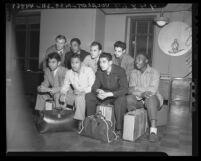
[34,108,77,133]
[123,108,148,142]
[96,104,116,130]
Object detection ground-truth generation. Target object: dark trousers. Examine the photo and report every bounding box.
[85,92,127,131]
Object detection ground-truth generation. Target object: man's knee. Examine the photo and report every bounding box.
[85,92,97,103]
[115,95,127,109]
[126,95,137,105]
[145,95,160,109]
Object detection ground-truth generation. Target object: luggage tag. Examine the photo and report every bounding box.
[45,100,54,110]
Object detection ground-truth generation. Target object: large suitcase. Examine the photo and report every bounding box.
[34,108,77,133]
[123,108,148,142]
[96,104,116,130]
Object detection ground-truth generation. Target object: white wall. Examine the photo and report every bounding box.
[39,9,97,64]
[95,9,105,49]
[103,11,192,77]
[104,15,126,54]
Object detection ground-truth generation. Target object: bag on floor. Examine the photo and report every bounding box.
[96,104,116,130]
[34,107,77,133]
[78,111,118,143]
[123,108,148,142]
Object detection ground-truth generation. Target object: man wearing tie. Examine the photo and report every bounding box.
[42,35,70,71]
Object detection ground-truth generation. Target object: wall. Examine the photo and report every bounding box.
[95,9,105,49]
[39,9,97,64]
[103,11,192,78]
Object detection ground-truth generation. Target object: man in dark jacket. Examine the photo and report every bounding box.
[85,52,128,136]
[64,38,89,69]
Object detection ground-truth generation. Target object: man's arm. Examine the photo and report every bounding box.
[60,70,71,96]
[146,70,160,94]
[91,71,101,94]
[112,69,128,97]
[84,68,96,93]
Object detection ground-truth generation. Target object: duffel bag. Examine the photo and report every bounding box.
[78,111,118,143]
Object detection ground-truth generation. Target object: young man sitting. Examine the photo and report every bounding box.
[35,52,67,110]
[64,38,89,70]
[85,53,128,136]
[82,41,102,73]
[126,51,163,142]
[60,54,95,130]
[112,41,134,81]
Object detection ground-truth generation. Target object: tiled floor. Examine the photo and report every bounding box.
[6,81,192,156]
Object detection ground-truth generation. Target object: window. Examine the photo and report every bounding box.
[14,13,40,71]
[126,16,155,65]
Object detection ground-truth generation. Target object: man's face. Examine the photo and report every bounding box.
[71,41,80,53]
[90,45,101,59]
[48,58,60,71]
[99,57,112,71]
[56,38,66,50]
[71,58,81,72]
[114,47,125,58]
[135,54,148,70]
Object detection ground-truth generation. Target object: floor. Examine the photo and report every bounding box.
[6,78,192,156]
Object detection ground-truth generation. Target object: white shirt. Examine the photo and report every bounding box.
[53,68,58,77]
[61,65,95,95]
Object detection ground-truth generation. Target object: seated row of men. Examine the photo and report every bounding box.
[35,35,163,142]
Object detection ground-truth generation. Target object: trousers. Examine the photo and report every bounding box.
[85,92,127,131]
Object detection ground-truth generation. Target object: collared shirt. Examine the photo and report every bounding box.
[129,65,163,106]
[64,49,90,69]
[112,53,134,81]
[53,68,58,77]
[92,64,128,97]
[61,65,95,95]
[82,55,100,73]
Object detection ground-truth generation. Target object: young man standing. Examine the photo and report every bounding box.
[85,53,128,136]
[126,51,163,142]
[82,41,102,73]
[42,35,70,71]
[113,41,134,81]
[60,54,95,130]
[64,38,89,69]
[35,52,67,110]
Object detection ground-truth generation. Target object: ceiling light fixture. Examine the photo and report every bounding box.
[155,8,169,27]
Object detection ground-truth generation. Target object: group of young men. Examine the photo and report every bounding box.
[35,34,163,142]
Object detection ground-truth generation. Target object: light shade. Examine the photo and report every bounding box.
[155,16,169,27]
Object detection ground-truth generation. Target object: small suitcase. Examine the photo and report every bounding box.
[96,104,116,130]
[123,108,148,142]
[34,108,77,133]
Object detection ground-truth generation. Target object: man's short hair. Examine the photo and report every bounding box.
[71,53,81,62]
[55,35,67,42]
[47,52,61,62]
[135,50,149,61]
[90,41,102,50]
[114,41,126,50]
[99,52,112,61]
[70,38,81,45]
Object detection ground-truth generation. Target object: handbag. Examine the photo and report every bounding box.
[78,111,118,143]
[34,107,77,133]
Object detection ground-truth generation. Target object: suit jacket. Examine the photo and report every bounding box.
[64,49,90,69]
[41,66,67,92]
[112,53,134,81]
[42,44,70,70]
